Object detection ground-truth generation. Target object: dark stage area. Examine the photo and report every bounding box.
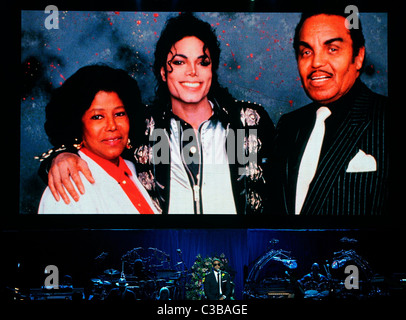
[2,228,405,303]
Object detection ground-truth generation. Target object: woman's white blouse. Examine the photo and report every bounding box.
[38,151,158,214]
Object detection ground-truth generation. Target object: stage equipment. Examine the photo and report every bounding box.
[329,248,375,299]
[29,287,84,301]
[243,240,299,299]
[88,247,186,300]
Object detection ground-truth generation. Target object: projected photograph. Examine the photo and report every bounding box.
[20,11,388,217]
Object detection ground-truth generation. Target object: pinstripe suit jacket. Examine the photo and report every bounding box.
[269,81,389,216]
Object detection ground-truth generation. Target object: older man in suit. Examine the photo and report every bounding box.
[270,11,388,216]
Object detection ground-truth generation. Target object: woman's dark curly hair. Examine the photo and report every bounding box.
[44,64,144,148]
[152,12,234,108]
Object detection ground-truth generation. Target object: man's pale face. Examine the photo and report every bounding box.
[297,14,365,104]
[160,36,212,108]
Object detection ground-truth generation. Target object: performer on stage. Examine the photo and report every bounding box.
[203,258,232,300]
[298,263,328,288]
[105,277,136,303]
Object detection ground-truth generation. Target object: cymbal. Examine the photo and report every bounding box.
[104,268,120,276]
[91,278,111,286]
[91,278,103,284]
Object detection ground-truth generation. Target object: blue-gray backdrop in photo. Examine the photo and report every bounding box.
[20,11,388,214]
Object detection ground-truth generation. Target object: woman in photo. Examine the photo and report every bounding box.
[38,64,158,214]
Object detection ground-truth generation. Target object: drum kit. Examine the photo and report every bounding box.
[325,244,375,300]
[244,239,300,299]
[88,247,188,301]
[244,237,380,300]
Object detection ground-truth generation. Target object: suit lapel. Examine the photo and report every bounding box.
[300,86,372,215]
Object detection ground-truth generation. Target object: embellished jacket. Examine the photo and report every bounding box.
[131,98,275,215]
